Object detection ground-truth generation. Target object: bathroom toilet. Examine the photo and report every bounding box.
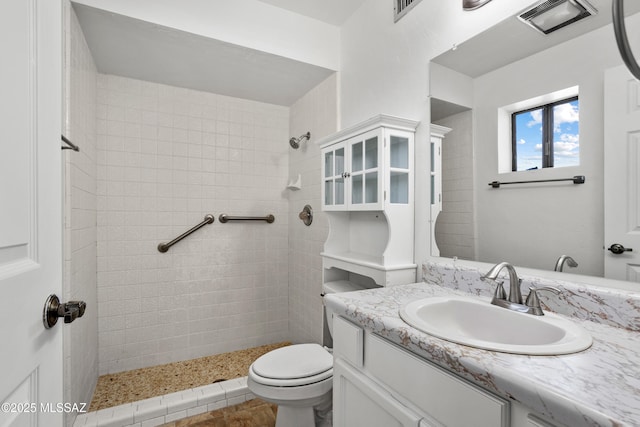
[247,281,365,427]
[248,343,333,427]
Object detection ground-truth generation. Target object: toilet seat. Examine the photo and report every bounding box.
[250,343,333,387]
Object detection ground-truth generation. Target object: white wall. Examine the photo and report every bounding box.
[288,74,338,344]
[472,20,634,276]
[63,2,98,424]
[95,75,291,374]
[338,0,540,267]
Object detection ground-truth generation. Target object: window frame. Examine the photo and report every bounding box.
[511,95,579,172]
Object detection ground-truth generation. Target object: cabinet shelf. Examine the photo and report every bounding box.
[323,280,371,293]
[321,251,418,271]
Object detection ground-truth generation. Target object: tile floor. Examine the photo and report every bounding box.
[158,398,277,427]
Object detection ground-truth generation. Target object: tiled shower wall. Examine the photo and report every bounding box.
[287,74,338,344]
[95,75,290,374]
[63,2,99,425]
[434,110,476,261]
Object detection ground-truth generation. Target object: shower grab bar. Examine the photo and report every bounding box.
[61,134,80,152]
[218,214,275,223]
[157,214,214,253]
[488,175,585,188]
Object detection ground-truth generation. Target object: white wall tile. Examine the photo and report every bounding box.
[434,110,476,261]
[287,74,338,345]
[63,2,99,426]
[96,75,291,374]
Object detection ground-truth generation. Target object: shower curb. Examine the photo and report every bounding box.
[72,376,253,427]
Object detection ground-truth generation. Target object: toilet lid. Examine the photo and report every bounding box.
[252,343,332,380]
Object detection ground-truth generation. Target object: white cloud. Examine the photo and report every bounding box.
[554,133,580,158]
[559,133,579,144]
[525,102,579,130]
[554,102,579,126]
[534,143,543,152]
[518,138,526,145]
[527,109,542,127]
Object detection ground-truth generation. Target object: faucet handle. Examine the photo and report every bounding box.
[525,286,561,315]
[493,281,506,300]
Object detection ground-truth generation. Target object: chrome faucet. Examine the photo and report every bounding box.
[554,255,578,272]
[481,262,560,316]
[481,262,523,304]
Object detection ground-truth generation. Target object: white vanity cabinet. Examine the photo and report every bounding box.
[318,115,419,288]
[510,402,565,427]
[333,316,509,427]
[333,360,426,427]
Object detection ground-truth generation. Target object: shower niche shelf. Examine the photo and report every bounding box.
[287,174,302,190]
[317,115,418,287]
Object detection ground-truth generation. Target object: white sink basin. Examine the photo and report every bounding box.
[399,296,592,355]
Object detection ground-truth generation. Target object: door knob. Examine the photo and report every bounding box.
[43,294,86,329]
[607,243,633,255]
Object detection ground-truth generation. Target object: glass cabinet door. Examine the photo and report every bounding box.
[322,125,412,212]
[351,141,363,204]
[323,145,346,208]
[389,135,409,204]
[349,133,379,208]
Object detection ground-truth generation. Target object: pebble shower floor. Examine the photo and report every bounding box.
[74,342,289,427]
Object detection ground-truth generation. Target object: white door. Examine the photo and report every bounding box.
[0,1,63,426]
[333,359,425,427]
[604,65,640,282]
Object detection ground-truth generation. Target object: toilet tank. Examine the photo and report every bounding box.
[322,280,368,342]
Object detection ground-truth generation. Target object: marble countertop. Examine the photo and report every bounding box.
[324,282,640,427]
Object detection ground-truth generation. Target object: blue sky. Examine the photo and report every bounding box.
[514,99,579,171]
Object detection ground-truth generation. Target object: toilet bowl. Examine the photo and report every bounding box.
[248,343,333,427]
[247,281,366,427]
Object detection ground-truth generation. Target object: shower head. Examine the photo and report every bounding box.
[289,132,311,149]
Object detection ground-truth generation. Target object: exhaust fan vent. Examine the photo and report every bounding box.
[519,0,597,35]
[395,0,423,22]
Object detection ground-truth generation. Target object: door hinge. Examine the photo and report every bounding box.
[384,190,387,201]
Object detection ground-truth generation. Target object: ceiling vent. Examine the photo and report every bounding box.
[518,0,597,35]
[395,0,424,22]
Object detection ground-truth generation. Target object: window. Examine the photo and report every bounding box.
[511,96,579,171]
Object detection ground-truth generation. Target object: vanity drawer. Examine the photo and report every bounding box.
[333,316,364,367]
[365,333,509,427]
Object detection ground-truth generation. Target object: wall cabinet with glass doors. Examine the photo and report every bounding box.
[322,127,412,211]
[317,115,418,287]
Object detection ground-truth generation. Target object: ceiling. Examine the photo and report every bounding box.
[72,2,359,106]
[433,0,640,78]
[255,0,366,26]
